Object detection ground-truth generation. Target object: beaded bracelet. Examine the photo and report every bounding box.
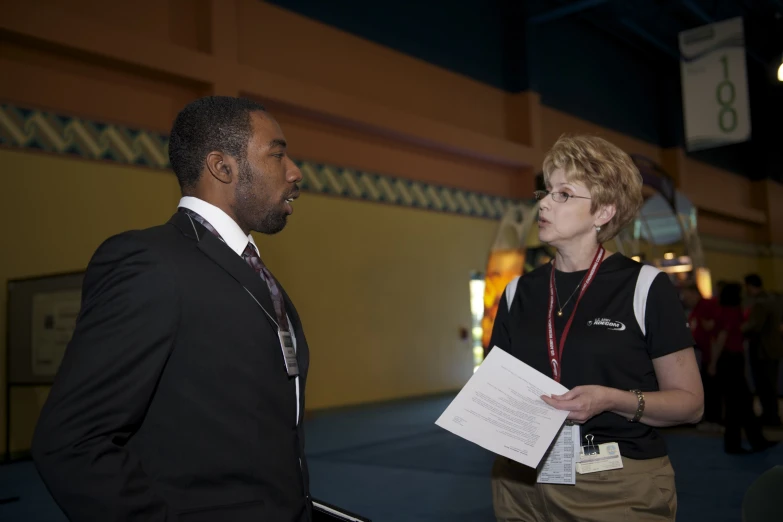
[629,389,645,422]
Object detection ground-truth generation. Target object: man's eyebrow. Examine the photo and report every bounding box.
[269,139,287,149]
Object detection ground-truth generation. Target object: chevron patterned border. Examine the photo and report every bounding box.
[296,161,518,217]
[0,104,170,168]
[0,103,520,219]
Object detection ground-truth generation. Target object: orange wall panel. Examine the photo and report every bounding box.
[682,157,757,210]
[0,39,207,132]
[697,213,765,244]
[168,0,212,52]
[21,0,211,52]
[539,106,661,162]
[268,104,529,197]
[236,0,509,142]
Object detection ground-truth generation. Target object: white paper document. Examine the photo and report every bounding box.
[435,346,570,469]
[537,424,580,485]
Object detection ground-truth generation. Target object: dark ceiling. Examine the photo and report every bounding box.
[525,0,783,76]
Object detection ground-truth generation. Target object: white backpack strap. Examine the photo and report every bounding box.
[634,265,661,336]
[505,276,521,312]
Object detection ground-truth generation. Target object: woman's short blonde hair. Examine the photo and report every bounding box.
[542,134,643,244]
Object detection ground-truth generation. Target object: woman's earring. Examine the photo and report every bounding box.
[595,225,602,232]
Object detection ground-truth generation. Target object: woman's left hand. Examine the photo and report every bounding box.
[541,385,613,424]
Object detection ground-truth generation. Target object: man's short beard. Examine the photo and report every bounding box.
[234,160,287,235]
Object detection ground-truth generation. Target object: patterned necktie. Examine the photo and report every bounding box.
[241,244,290,331]
[179,207,290,331]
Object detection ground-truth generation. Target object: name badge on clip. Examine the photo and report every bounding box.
[537,424,580,485]
[278,330,299,377]
[576,434,623,474]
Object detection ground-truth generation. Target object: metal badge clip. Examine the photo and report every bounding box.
[582,434,600,456]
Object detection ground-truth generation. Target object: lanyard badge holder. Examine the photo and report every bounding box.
[243,287,300,379]
[537,423,581,485]
[278,330,299,378]
[577,434,623,474]
[537,246,605,485]
[546,246,605,383]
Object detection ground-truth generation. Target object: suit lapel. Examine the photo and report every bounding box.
[169,212,278,332]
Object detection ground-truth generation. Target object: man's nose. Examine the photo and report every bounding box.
[286,158,302,183]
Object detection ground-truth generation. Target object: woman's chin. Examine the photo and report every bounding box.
[538,229,554,244]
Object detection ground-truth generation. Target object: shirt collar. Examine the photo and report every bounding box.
[178,196,259,257]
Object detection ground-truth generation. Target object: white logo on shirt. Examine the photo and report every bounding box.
[587,318,626,331]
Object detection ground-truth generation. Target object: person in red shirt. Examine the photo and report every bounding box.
[682,283,721,426]
[712,283,774,454]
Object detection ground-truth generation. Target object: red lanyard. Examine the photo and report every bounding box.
[546,246,605,382]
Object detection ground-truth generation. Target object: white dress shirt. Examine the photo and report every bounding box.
[178,196,300,425]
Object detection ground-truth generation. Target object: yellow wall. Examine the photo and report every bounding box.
[0,148,496,455]
[257,193,495,408]
[704,250,778,291]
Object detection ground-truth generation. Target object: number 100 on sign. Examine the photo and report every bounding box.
[679,17,751,152]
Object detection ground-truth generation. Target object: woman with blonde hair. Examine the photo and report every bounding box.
[489,134,703,521]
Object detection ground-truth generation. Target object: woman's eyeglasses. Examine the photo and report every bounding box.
[533,190,591,203]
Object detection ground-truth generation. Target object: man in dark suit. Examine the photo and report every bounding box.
[32,96,311,521]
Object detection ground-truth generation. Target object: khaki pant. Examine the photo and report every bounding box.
[492,454,677,522]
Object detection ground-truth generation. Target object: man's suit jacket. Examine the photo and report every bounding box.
[32,211,311,522]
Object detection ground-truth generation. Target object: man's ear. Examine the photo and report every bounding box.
[595,204,617,228]
[205,151,237,185]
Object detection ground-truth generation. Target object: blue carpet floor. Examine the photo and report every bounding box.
[2,394,781,521]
